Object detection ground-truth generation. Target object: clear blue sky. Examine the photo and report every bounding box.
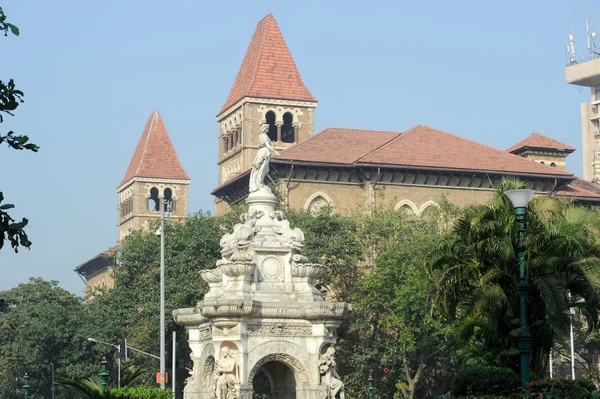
[0,0,594,295]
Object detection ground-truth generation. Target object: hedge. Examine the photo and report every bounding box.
[451,366,520,397]
[524,378,596,399]
[109,387,173,399]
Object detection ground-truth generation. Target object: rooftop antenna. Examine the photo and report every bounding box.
[568,17,578,65]
[586,6,600,58]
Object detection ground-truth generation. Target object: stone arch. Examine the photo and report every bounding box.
[419,200,439,216]
[394,199,418,214]
[281,112,295,143]
[247,341,310,386]
[265,110,277,142]
[304,192,335,214]
[201,355,215,388]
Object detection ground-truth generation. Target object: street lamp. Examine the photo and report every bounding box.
[99,358,109,392]
[23,373,29,399]
[505,188,535,389]
[88,338,120,387]
[155,198,171,389]
[368,373,374,399]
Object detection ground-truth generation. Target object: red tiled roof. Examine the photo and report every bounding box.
[218,14,316,115]
[276,128,399,164]
[119,110,189,187]
[507,132,575,154]
[276,125,573,177]
[556,179,600,200]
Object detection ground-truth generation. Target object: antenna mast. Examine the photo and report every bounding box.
[569,19,577,65]
[587,7,600,59]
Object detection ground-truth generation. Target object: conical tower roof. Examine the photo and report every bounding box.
[119,110,189,188]
[218,14,316,116]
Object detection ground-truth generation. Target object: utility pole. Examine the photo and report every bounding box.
[172,331,176,399]
[158,198,170,389]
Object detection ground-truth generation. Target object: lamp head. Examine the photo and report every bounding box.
[505,189,535,208]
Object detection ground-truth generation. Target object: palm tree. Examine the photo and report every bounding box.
[430,178,600,377]
[55,366,144,398]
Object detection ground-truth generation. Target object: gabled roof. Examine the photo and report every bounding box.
[119,110,189,188]
[276,125,573,178]
[556,178,600,201]
[74,245,118,279]
[218,14,316,116]
[507,132,576,154]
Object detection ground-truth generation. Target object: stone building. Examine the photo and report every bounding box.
[74,110,190,295]
[212,14,600,215]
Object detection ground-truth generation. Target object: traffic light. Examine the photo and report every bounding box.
[119,340,127,359]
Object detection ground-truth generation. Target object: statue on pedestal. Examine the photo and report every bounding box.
[249,124,280,193]
[215,347,239,399]
[319,347,345,399]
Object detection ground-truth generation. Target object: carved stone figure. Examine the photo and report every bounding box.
[270,210,305,248]
[219,208,264,257]
[249,124,280,193]
[215,347,239,399]
[319,347,345,399]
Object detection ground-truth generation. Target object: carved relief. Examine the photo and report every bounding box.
[247,341,310,383]
[202,356,215,388]
[259,256,282,282]
[213,324,241,336]
[199,327,212,341]
[247,324,312,336]
[270,210,305,249]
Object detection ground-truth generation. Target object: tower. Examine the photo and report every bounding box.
[216,14,317,191]
[507,132,575,171]
[117,110,190,241]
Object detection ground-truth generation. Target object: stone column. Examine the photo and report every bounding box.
[292,122,300,143]
[275,121,283,143]
[237,125,243,145]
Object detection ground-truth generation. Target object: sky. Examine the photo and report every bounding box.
[0,0,596,296]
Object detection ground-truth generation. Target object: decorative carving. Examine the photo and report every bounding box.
[319,347,345,399]
[249,124,280,193]
[248,353,309,385]
[247,324,312,336]
[198,327,212,341]
[260,257,282,281]
[219,261,255,277]
[325,327,338,338]
[270,210,305,248]
[247,341,310,379]
[220,208,263,257]
[291,263,325,279]
[200,268,223,284]
[202,356,215,388]
[213,324,241,336]
[215,347,240,399]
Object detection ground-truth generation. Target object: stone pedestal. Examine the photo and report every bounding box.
[174,187,351,399]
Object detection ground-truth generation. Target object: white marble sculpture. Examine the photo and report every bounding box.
[249,123,280,193]
[174,143,351,398]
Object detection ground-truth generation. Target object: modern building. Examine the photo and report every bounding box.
[74,110,190,295]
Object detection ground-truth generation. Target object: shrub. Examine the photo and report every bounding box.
[109,387,173,399]
[524,378,595,399]
[451,366,520,396]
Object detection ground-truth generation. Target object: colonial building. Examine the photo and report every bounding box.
[74,110,190,295]
[212,14,600,214]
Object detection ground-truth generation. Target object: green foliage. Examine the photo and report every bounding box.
[0,278,98,399]
[109,387,173,399]
[451,366,520,396]
[430,178,600,375]
[524,378,596,399]
[0,6,38,252]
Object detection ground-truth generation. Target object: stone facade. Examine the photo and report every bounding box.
[174,186,350,399]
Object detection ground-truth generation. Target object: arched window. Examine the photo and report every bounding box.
[281,112,294,143]
[265,111,277,142]
[550,162,556,167]
[395,200,418,214]
[148,187,159,212]
[164,188,173,212]
[399,204,415,215]
[307,195,332,215]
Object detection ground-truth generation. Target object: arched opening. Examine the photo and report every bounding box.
[164,188,173,212]
[253,361,296,399]
[307,195,332,215]
[265,111,277,142]
[148,187,159,212]
[550,162,556,167]
[399,204,415,215]
[281,112,294,143]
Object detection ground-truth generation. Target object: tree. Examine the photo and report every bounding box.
[0,278,98,399]
[430,179,600,377]
[342,205,457,399]
[0,6,39,252]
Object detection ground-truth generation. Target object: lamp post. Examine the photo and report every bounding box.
[99,357,109,391]
[88,338,120,387]
[23,373,29,399]
[156,198,171,389]
[368,373,374,399]
[505,189,535,389]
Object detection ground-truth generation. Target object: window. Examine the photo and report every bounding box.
[265,111,277,142]
[595,85,600,101]
[164,188,173,212]
[550,162,556,167]
[307,195,332,214]
[281,112,294,143]
[148,187,159,211]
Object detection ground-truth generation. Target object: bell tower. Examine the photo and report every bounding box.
[117,110,190,241]
[216,14,317,187]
